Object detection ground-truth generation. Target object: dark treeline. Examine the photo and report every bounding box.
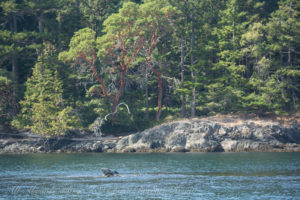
[0,0,299,136]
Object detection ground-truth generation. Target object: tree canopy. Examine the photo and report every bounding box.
[1,0,299,136]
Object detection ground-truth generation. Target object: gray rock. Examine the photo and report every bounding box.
[113,118,300,153]
[1,117,299,153]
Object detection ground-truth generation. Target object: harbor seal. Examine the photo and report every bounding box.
[101,168,120,177]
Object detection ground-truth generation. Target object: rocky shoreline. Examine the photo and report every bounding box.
[1,115,300,153]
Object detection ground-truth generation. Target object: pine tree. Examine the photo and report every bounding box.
[80,0,121,35]
[263,0,300,112]
[0,69,14,125]
[0,0,23,110]
[208,0,266,113]
[12,45,79,136]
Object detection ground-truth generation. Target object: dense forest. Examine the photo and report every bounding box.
[0,0,299,136]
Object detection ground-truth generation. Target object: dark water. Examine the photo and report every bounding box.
[0,153,299,200]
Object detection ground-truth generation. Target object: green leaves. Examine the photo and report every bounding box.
[0,72,13,124]
[13,53,80,136]
[59,28,96,62]
[0,0,298,131]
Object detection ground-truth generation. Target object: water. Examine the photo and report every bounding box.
[0,153,299,199]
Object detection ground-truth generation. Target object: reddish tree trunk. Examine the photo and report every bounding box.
[156,73,162,121]
[78,51,107,97]
[145,67,149,120]
[91,64,107,96]
[112,70,126,113]
[144,31,163,121]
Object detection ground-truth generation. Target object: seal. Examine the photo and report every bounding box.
[101,168,120,177]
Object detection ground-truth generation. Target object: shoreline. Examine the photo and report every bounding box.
[1,115,299,154]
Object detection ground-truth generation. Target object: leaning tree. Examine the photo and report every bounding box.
[59,0,176,121]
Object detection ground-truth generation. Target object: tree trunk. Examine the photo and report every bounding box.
[57,12,62,51]
[190,13,196,118]
[146,60,162,121]
[38,11,44,57]
[12,51,18,98]
[13,13,17,31]
[232,6,235,46]
[156,72,162,121]
[280,52,283,65]
[38,11,44,34]
[11,15,19,114]
[112,70,125,114]
[181,36,186,118]
[72,78,78,108]
[75,0,80,30]
[288,46,291,64]
[145,67,149,120]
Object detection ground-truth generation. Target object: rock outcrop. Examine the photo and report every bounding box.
[0,115,299,153]
[114,117,300,152]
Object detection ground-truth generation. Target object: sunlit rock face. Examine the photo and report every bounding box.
[114,117,300,153]
[0,116,299,153]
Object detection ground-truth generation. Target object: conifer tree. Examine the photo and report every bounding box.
[13,45,79,136]
[0,70,14,125]
[263,0,300,112]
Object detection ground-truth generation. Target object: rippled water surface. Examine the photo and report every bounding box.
[0,153,299,199]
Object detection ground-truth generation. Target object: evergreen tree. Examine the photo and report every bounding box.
[12,45,79,136]
[207,0,266,114]
[80,0,121,35]
[0,0,23,109]
[0,69,14,125]
[0,0,298,132]
[263,0,300,112]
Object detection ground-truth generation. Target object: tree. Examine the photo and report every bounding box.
[0,70,14,125]
[168,0,189,118]
[209,0,264,113]
[0,0,41,116]
[266,0,300,66]
[55,0,81,50]
[138,0,176,120]
[60,1,175,121]
[97,2,144,113]
[240,22,271,111]
[80,0,121,35]
[1,0,298,132]
[59,27,108,99]
[25,0,60,34]
[0,0,23,108]
[13,46,79,136]
[263,0,300,112]
[186,0,226,117]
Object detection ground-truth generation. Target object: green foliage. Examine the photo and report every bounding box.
[79,0,121,34]
[12,52,80,136]
[0,70,14,125]
[59,28,96,62]
[1,0,299,134]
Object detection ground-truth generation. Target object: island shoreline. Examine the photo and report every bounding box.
[1,115,299,154]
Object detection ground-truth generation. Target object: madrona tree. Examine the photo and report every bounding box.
[60,0,176,121]
[137,0,176,120]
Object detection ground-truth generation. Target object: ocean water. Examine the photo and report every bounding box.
[0,153,299,199]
